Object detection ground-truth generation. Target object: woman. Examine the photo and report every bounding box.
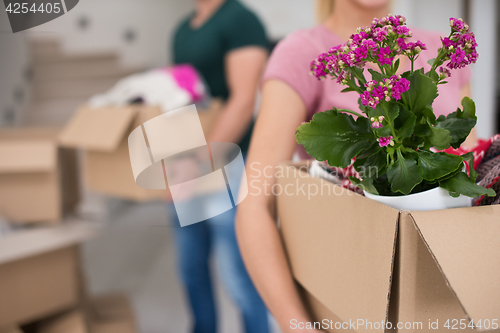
[236,1,474,333]
[170,0,269,333]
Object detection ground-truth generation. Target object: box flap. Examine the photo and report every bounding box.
[411,206,500,327]
[0,127,61,141]
[59,106,137,152]
[277,163,399,331]
[0,141,56,173]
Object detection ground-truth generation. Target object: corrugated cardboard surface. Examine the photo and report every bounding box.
[83,106,165,201]
[0,142,56,173]
[0,326,23,333]
[0,128,80,224]
[277,164,398,332]
[411,207,500,328]
[59,106,137,152]
[0,247,80,327]
[88,294,136,333]
[38,310,88,333]
[392,213,473,332]
[59,101,222,201]
[278,162,500,333]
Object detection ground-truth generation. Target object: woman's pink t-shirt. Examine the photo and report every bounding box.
[262,25,471,159]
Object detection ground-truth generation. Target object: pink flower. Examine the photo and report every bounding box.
[336,70,350,84]
[391,78,410,100]
[361,91,378,109]
[377,46,394,65]
[438,66,451,79]
[371,116,385,129]
[372,27,388,42]
[450,18,469,33]
[448,47,467,69]
[378,136,394,147]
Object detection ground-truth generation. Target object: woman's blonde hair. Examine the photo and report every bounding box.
[316,0,335,24]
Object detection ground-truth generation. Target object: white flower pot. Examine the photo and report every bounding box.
[363,187,472,211]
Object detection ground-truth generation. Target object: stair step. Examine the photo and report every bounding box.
[32,77,119,100]
[24,98,88,126]
[33,61,140,80]
[29,37,62,60]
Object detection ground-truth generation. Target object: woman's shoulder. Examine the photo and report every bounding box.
[409,27,446,50]
[274,25,342,57]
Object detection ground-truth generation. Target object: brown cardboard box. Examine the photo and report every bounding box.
[0,128,80,224]
[38,310,88,333]
[37,295,136,333]
[59,100,223,201]
[277,162,500,333]
[0,222,98,328]
[0,326,23,333]
[87,294,136,333]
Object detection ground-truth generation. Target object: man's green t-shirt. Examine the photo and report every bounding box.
[173,0,268,153]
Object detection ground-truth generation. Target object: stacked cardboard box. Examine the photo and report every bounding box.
[277,163,500,333]
[0,223,98,329]
[59,100,223,201]
[37,295,136,333]
[0,327,23,333]
[0,128,80,224]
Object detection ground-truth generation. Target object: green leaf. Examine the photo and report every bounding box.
[439,172,496,198]
[425,127,452,150]
[394,58,400,73]
[436,101,477,148]
[349,176,378,194]
[387,151,423,195]
[402,71,439,114]
[399,114,417,138]
[341,87,357,93]
[461,96,477,121]
[427,58,436,66]
[414,123,431,137]
[417,151,463,182]
[462,152,478,182]
[354,150,387,179]
[368,69,384,82]
[296,109,375,168]
[386,103,400,121]
[376,125,392,137]
[422,106,437,125]
[436,118,476,148]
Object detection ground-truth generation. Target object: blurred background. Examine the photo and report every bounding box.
[0,1,498,333]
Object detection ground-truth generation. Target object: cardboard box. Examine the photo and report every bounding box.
[277,162,500,333]
[0,222,98,328]
[0,326,23,333]
[38,310,88,333]
[59,100,223,201]
[87,294,136,333]
[37,295,136,333]
[0,128,80,224]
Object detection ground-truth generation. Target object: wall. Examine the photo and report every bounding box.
[0,8,30,127]
[8,0,498,137]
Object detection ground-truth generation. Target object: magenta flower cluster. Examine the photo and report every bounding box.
[378,136,394,147]
[361,75,410,109]
[310,14,424,81]
[441,18,478,69]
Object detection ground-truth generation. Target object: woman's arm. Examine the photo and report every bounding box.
[207,46,268,144]
[236,80,322,333]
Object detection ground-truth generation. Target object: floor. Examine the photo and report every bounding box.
[79,196,280,333]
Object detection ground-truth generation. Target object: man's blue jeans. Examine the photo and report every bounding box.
[168,197,269,333]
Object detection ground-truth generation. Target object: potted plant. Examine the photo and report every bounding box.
[296,15,495,210]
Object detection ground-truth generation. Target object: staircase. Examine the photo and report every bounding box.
[24,38,141,126]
